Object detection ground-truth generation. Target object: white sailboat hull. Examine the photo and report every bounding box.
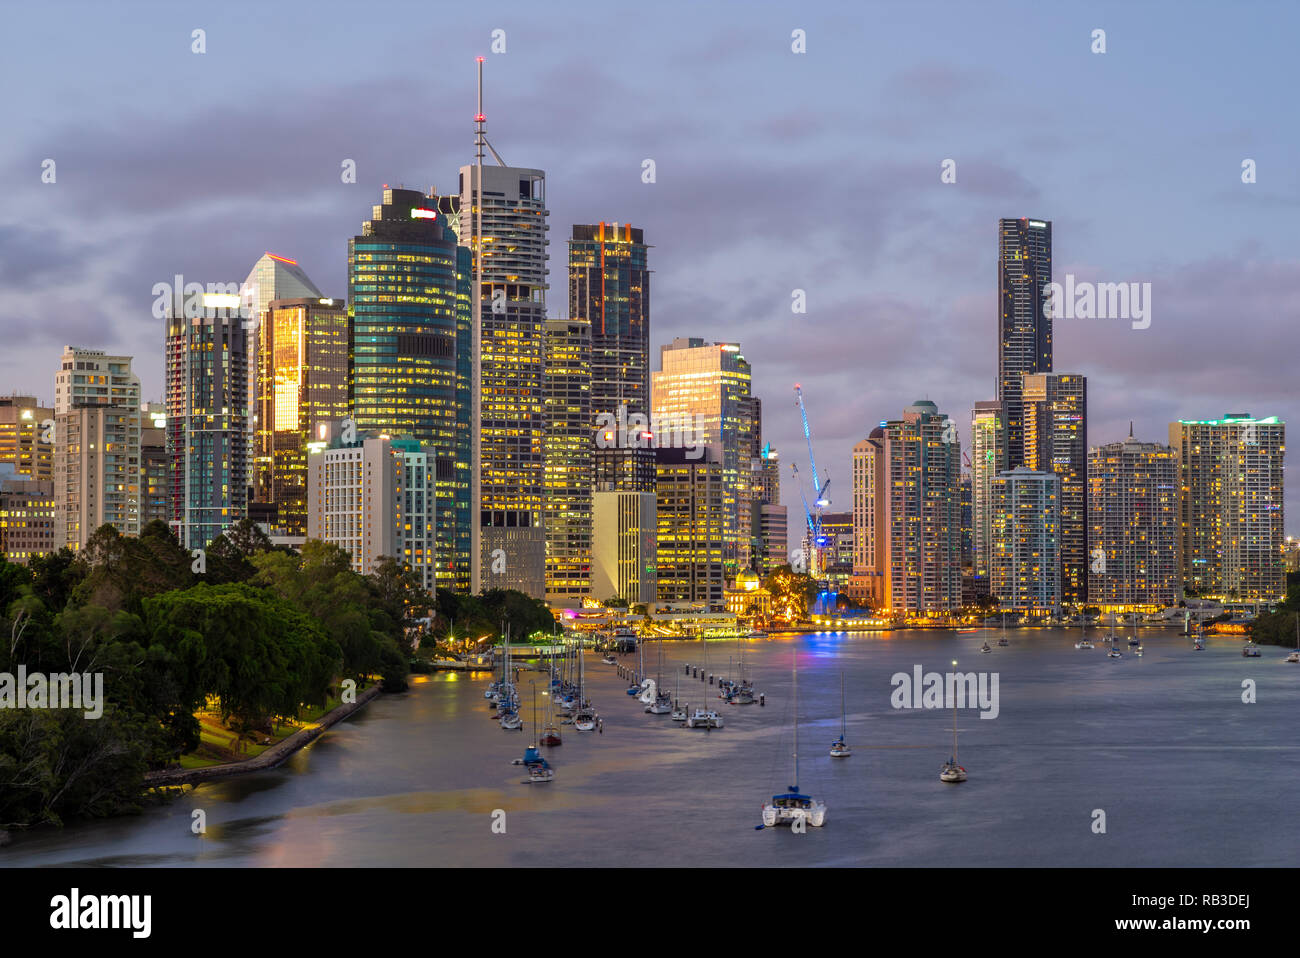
[762,802,827,827]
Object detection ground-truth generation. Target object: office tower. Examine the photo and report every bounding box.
[970,400,1006,588]
[651,338,757,576]
[570,223,654,493]
[757,504,788,574]
[850,429,888,607]
[53,347,142,549]
[0,396,54,481]
[1170,414,1286,602]
[1088,435,1178,610]
[253,297,348,537]
[591,489,656,605]
[883,402,962,613]
[815,511,854,591]
[542,317,592,604]
[997,217,1052,468]
[140,403,168,528]
[165,298,250,550]
[349,187,472,592]
[240,254,324,493]
[0,477,56,564]
[390,438,438,594]
[655,448,727,606]
[756,444,781,505]
[307,435,400,577]
[959,474,974,590]
[989,467,1060,617]
[443,157,548,597]
[1022,372,1087,605]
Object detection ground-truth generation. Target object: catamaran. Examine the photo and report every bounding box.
[940,659,966,783]
[761,647,826,827]
[829,671,850,757]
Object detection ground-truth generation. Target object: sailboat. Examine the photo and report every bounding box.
[686,633,723,728]
[573,639,597,732]
[997,611,1009,646]
[829,671,850,757]
[1074,611,1093,649]
[1288,617,1300,663]
[521,684,554,783]
[646,640,672,714]
[626,637,645,695]
[1106,612,1123,658]
[761,647,827,827]
[671,671,687,722]
[940,659,967,783]
[499,629,524,728]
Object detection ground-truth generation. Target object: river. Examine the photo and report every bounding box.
[3,628,1297,867]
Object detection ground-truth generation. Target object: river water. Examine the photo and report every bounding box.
[3,628,1297,867]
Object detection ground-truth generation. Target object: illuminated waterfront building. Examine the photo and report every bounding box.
[252,297,348,537]
[441,159,549,597]
[542,317,592,604]
[1088,435,1178,611]
[970,400,1007,589]
[53,347,142,549]
[989,467,1060,617]
[349,187,472,591]
[655,448,727,607]
[165,297,249,550]
[591,489,656,606]
[850,429,887,607]
[997,217,1052,469]
[1022,372,1087,605]
[1169,414,1286,603]
[0,476,56,564]
[0,396,54,481]
[651,337,758,575]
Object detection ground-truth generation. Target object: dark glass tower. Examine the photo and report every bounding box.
[348,187,471,591]
[997,217,1052,469]
[569,223,653,491]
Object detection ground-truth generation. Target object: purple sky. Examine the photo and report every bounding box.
[1,0,1296,535]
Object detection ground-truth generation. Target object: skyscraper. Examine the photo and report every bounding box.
[140,403,168,528]
[970,400,1007,588]
[651,338,757,576]
[1169,414,1285,603]
[165,296,250,551]
[989,467,1060,617]
[882,402,962,614]
[444,160,549,597]
[591,489,656,606]
[542,317,592,604]
[997,217,1052,469]
[850,429,888,607]
[254,297,348,537]
[1022,372,1087,605]
[569,223,654,492]
[1088,435,1178,611]
[350,187,472,592]
[53,347,142,549]
[655,448,727,606]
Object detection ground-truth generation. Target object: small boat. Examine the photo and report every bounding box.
[1107,647,1123,659]
[573,708,596,732]
[685,708,723,729]
[997,638,1009,647]
[1287,651,1300,664]
[1289,620,1300,662]
[1128,636,1140,647]
[523,764,554,784]
[761,648,826,827]
[1242,643,1261,657]
[601,654,617,665]
[829,671,851,758]
[540,724,562,746]
[980,642,992,654]
[1075,639,1094,649]
[997,612,1009,646]
[1135,647,1144,657]
[1075,614,1092,649]
[940,668,966,783]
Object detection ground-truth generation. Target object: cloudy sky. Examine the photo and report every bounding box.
[2,0,1296,534]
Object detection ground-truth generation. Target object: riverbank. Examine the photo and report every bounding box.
[143,684,384,789]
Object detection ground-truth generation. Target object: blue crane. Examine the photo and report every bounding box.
[792,384,832,577]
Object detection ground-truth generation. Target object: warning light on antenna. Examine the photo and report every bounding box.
[475,113,485,123]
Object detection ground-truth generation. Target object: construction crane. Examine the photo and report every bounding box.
[793,384,832,580]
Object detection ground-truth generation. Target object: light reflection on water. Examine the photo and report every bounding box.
[4,629,1299,867]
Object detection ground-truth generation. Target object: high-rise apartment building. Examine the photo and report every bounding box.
[53,347,142,549]
[253,297,348,537]
[997,218,1052,469]
[1022,372,1087,605]
[970,400,1007,587]
[165,298,250,550]
[989,467,1060,617]
[140,403,168,528]
[882,402,962,614]
[1088,435,1178,610]
[850,429,888,607]
[350,187,472,592]
[307,435,400,578]
[0,396,54,481]
[0,476,56,564]
[542,317,592,604]
[1169,414,1285,602]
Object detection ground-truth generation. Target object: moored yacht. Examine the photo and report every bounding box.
[761,648,826,827]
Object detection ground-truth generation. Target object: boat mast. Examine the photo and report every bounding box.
[792,647,799,791]
[951,658,958,763]
[840,670,846,740]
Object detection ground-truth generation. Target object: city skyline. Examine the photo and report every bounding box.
[3,1,1297,536]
